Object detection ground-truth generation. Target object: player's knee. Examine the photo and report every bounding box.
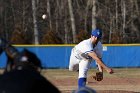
[70,64,79,71]
[69,67,73,71]
[69,68,77,72]
[69,66,79,72]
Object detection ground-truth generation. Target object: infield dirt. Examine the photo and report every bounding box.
[41,68,140,93]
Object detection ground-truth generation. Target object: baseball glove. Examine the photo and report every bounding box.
[92,72,103,81]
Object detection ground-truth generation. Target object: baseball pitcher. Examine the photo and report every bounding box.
[69,28,113,88]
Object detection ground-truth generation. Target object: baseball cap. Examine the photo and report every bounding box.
[91,28,102,39]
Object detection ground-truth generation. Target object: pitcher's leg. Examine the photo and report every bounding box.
[78,60,90,88]
[69,51,79,71]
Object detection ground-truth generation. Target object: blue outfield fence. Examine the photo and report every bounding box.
[0,44,140,68]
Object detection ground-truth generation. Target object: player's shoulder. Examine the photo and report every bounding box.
[82,38,91,44]
[94,41,103,49]
[75,39,91,50]
[96,41,103,46]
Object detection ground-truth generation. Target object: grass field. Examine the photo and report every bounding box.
[41,68,140,93]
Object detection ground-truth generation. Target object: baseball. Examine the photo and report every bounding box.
[42,14,47,19]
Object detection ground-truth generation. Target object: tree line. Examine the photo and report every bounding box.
[0,0,140,44]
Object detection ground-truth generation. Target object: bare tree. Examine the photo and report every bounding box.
[32,0,39,44]
[1,0,140,44]
[122,0,126,41]
[63,1,69,44]
[134,0,139,16]
[84,0,91,31]
[92,0,96,30]
[46,0,52,31]
[115,0,118,31]
[68,0,76,43]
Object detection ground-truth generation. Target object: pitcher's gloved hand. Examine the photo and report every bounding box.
[109,68,114,74]
[92,72,103,81]
[106,68,114,74]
